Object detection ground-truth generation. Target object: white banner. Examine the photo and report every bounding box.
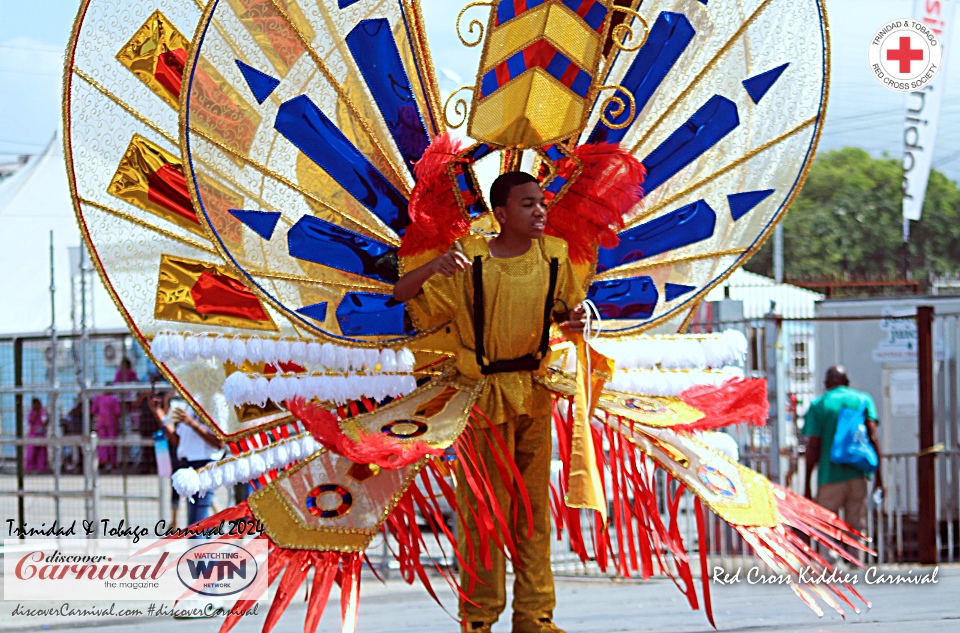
[903,0,956,238]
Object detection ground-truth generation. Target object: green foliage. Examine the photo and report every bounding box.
[745,148,960,284]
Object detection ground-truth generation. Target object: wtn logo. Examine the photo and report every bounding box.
[185,559,247,581]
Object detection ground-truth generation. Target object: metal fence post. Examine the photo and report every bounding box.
[917,305,937,564]
[764,310,782,482]
[14,337,25,538]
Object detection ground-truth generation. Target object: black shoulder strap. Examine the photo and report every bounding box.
[472,255,485,369]
[538,258,559,357]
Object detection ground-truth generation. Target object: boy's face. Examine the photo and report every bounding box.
[493,181,547,240]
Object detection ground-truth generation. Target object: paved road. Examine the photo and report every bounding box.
[2,565,957,632]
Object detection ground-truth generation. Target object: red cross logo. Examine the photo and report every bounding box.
[887,36,924,74]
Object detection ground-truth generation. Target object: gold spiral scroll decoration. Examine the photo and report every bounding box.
[456,1,494,47]
[611,6,650,52]
[597,84,638,131]
[444,86,475,129]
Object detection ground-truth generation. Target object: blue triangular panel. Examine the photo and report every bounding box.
[640,96,739,195]
[727,189,775,221]
[297,302,328,322]
[697,0,708,4]
[235,60,280,104]
[665,283,696,301]
[338,0,362,7]
[742,63,789,104]
[229,209,281,240]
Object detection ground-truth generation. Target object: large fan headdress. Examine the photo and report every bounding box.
[63,2,867,632]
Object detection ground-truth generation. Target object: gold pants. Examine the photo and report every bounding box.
[456,413,555,626]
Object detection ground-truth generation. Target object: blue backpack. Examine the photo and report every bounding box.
[830,397,878,474]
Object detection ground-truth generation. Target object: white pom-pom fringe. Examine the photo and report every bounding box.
[607,367,743,397]
[172,468,200,498]
[694,431,741,462]
[189,433,313,495]
[229,338,247,365]
[236,457,251,480]
[261,338,278,365]
[397,348,416,372]
[591,330,748,371]
[150,333,416,377]
[222,371,419,407]
[197,469,213,493]
[246,337,264,363]
[213,336,231,363]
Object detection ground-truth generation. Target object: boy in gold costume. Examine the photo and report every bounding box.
[394,172,586,633]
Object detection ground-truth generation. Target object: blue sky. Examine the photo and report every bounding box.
[2,0,959,180]
[0,1,74,158]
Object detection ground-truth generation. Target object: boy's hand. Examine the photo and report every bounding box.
[430,250,472,277]
[560,303,587,332]
[393,247,470,302]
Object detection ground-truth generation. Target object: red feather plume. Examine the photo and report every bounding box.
[545,143,645,264]
[398,133,471,257]
[288,398,443,469]
[677,377,769,431]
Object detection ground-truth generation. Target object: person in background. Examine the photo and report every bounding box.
[114,357,138,383]
[148,393,181,525]
[158,397,225,528]
[113,358,140,466]
[25,398,49,474]
[803,365,884,540]
[60,401,84,473]
[91,389,121,472]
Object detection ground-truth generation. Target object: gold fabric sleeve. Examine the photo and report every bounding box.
[564,337,611,520]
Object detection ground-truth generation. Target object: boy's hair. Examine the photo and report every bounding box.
[489,171,539,209]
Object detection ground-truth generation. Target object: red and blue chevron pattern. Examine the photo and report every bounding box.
[479,40,593,98]
[496,0,608,31]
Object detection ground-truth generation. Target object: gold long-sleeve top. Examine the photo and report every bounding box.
[407,234,585,425]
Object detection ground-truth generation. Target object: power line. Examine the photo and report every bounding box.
[0,138,46,147]
[0,42,61,53]
[826,106,903,122]
[0,67,60,77]
[825,115,960,137]
[825,103,960,133]
[933,148,960,168]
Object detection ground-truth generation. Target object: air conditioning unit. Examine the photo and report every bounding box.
[44,342,72,368]
[103,342,119,367]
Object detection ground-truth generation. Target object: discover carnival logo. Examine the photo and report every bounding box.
[3,539,267,601]
[869,18,943,92]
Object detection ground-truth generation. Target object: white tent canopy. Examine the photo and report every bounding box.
[706,268,824,320]
[0,133,125,335]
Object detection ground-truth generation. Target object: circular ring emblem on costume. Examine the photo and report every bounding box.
[697,464,737,498]
[869,18,942,93]
[381,420,428,439]
[623,398,670,415]
[305,484,353,518]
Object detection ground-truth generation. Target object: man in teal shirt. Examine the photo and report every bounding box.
[803,366,883,535]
